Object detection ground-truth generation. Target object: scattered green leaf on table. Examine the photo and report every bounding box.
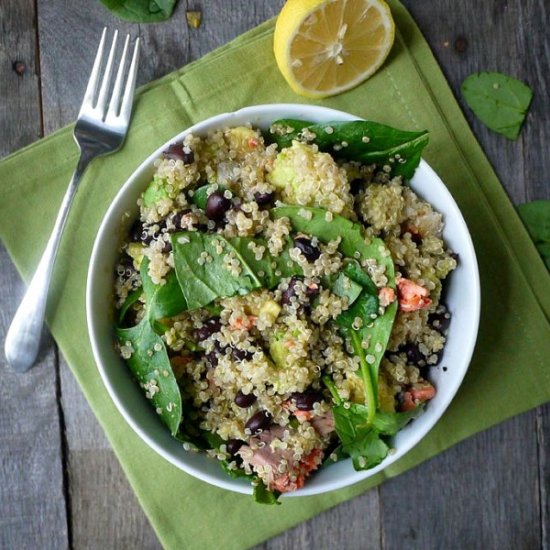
[116,318,182,435]
[461,72,533,140]
[99,0,177,22]
[268,119,429,180]
[517,200,550,270]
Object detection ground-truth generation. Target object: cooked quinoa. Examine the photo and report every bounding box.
[114,121,457,500]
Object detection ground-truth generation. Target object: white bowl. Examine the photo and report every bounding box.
[87,104,480,497]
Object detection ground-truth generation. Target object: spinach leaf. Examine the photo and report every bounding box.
[220,461,253,480]
[116,318,182,436]
[229,236,302,287]
[372,407,424,436]
[517,200,550,270]
[118,287,143,324]
[332,403,389,470]
[141,258,187,320]
[327,272,363,306]
[461,72,533,140]
[268,120,429,180]
[273,205,397,409]
[99,0,177,23]
[171,232,262,310]
[253,480,281,505]
[341,259,378,295]
[335,293,379,330]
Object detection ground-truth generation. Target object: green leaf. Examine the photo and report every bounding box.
[332,403,389,470]
[141,258,187,321]
[461,72,533,140]
[118,287,143,324]
[517,200,550,270]
[229,236,303,288]
[327,271,363,306]
[253,480,281,505]
[268,119,429,180]
[171,232,262,310]
[372,407,424,436]
[99,0,177,22]
[220,461,253,480]
[116,318,182,436]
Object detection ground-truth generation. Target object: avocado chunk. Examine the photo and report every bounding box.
[269,330,293,369]
[142,175,170,207]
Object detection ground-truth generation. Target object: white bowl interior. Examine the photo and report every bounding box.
[87,104,480,497]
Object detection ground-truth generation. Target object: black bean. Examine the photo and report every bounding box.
[231,347,254,361]
[196,318,221,341]
[161,240,172,253]
[205,191,231,220]
[226,438,245,456]
[350,178,364,195]
[205,351,218,368]
[305,282,319,298]
[130,219,145,242]
[410,232,422,246]
[294,236,320,261]
[254,191,274,207]
[168,208,191,231]
[401,343,425,366]
[429,309,451,334]
[281,277,300,305]
[291,390,323,411]
[245,410,272,434]
[164,143,194,164]
[235,390,257,408]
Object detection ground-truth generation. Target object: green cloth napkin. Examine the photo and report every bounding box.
[1,2,549,548]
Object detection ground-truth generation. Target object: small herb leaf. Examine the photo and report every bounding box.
[99,0,177,22]
[461,72,533,140]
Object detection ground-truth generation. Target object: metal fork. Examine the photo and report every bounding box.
[5,29,140,373]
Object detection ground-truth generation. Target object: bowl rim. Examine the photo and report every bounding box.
[86,103,481,497]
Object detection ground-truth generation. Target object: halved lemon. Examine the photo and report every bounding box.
[274,0,395,98]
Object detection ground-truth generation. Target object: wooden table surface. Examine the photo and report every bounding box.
[1,1,548,548]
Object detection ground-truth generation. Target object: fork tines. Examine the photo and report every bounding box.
[79,28,140,125]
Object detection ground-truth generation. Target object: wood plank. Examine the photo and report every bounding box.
[58,356,162,549]
[537,404,550,550]
[186,0,283,59]
[402,0,528,202]
[0,243,69,550]
[380,412,541,549]
[259,490,381,550]
[0,1,69,548]
[0,0,42,158]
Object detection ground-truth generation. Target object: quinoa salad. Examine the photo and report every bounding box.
[114,119,457,503]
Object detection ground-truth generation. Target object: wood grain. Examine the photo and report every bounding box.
[0,0,548,548]
[0,245,69,549]
[0,2,69,549]
[0,0,42,157]
[380,412,541,549]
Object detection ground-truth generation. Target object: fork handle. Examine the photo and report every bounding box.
[4,152,92,372]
